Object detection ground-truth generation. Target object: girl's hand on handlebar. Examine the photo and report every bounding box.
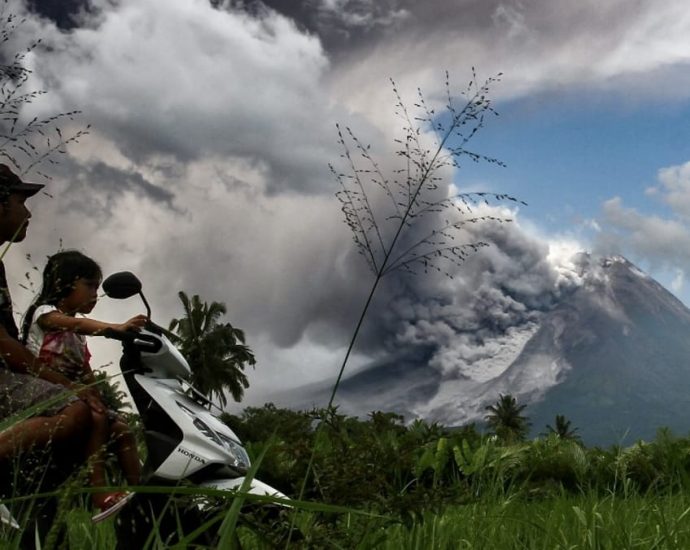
[116,314,148,333]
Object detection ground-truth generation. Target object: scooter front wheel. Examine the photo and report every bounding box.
[114,492,220,548]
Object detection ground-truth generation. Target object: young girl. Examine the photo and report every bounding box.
[21,250,147,519]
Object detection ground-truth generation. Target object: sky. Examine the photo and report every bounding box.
[5,0,690,409]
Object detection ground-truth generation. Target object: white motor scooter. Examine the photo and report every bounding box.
[2,271,287,547]
[99,271,288,546]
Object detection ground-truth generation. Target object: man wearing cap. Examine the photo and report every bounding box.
[0,164,96,462]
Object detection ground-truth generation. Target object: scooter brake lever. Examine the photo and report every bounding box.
[132,337,158,350]
[102,328,135,341]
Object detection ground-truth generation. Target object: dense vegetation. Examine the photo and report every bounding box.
[215,404,690,547]
[5,399,690,548]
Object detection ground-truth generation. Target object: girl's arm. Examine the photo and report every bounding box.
[37,311,148,336]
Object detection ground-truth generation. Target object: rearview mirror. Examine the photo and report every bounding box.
[102,271,142,299]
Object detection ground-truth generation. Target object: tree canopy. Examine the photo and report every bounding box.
[167,291,255,407]
[484,393,531,443]
[545,414,581,442]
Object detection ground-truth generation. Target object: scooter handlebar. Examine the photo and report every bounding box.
[102,328,162,352]
[101,327,136,341]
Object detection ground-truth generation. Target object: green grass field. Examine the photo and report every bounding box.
[378,494,690,550]
[6,406,690,548]
[4,490,690,549]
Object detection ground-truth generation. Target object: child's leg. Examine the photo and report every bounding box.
[110,418,141,486]
[86,410,113,508]
[0,399,91,459]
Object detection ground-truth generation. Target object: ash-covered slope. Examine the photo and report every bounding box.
[522,255,690,445]
[268,345,442,420]
[423,254,690,444]
[272,255,690,445]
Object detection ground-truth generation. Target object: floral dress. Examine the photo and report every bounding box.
[26,304,92,383]
[0,264,75,418]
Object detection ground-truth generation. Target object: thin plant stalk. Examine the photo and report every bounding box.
[331,72,513,411]
[287,72,524,546]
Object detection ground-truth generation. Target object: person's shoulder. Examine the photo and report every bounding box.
[33,304,58,322]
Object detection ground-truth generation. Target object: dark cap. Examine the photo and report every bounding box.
[0,164,44,197]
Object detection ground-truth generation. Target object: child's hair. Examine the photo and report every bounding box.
[20,250,102,344]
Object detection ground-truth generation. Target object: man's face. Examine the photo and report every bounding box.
[0,193,32,243]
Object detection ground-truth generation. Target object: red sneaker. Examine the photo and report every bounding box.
[91,492,134,523]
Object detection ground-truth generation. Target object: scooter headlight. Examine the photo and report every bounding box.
[193,418,223,446]
[216,433,250,471]
[176,401,250,471]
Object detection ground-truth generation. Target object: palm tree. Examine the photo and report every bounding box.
[484,393,531,443]
[92,370,130,413]
[545,414,581,442]
[167,291,256,407]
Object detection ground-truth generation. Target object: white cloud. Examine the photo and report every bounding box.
[29,0,337,193]
[595,190,690,279]
[2,0,381,397]
[671,268,685,294]
[328,0,690,124]
[655,161,690,220]
[595,161,690,304]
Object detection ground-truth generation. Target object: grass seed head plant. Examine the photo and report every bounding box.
[0,8,99,546]
[0,3,89,181]
[288,71,526,543]
[334,71,525,283]
[329,70,525,410]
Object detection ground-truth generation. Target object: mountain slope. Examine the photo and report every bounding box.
[523,256,690,444]
[271,255,690,445]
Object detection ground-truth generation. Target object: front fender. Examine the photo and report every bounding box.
[0,504,19,529]
[198,477,289,503]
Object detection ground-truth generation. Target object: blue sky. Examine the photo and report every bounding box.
[10,0,690,396]
[452,88,690,302]
[460,92,690,222]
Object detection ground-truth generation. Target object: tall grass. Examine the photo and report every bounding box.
[7,400,690,547]
[9,481,690,549]
[379,493,690,549]
[329,71,522,410]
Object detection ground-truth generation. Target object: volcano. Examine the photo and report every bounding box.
[272,255,690,446]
